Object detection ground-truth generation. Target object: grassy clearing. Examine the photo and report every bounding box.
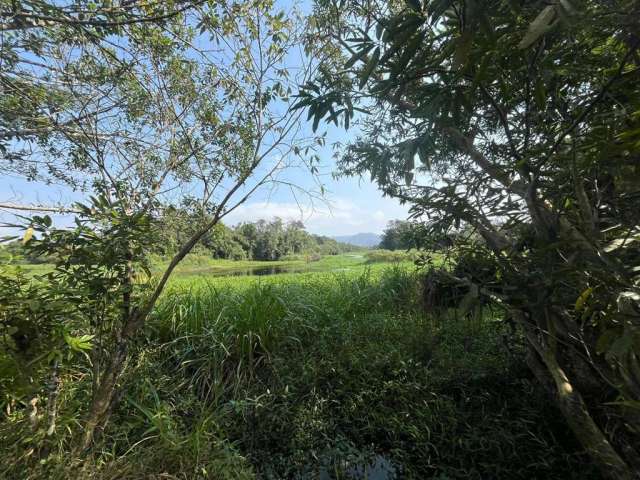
[1,266,597,479]
[5,252,372,279]
[161,252,370,278]
[364,249,421,263]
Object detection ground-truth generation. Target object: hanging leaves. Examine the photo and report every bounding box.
[359,47,381,89]
[345,44,374,69]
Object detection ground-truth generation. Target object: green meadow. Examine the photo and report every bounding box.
[2,257,598,479]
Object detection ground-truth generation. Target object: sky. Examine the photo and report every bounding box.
[222,178,409,237]
[0,1,410,238]
[0,137,409,237]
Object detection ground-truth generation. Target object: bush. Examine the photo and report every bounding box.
[365,249,419,263]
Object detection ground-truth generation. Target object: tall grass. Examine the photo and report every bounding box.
[1,266,598,479]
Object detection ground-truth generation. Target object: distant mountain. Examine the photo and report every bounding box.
[332,232,381,248]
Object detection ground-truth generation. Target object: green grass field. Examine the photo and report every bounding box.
[6,252,376,280]
[161,252,371,278]
[1,260,598,479]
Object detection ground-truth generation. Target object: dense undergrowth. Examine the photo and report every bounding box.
[1,267,598,479]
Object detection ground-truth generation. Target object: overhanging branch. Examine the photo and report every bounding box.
[0,203,80,213]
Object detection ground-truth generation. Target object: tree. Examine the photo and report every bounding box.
[299,0,640,477]
[3,0,324,449]
[379,220,416,250]
[0,1,209,177]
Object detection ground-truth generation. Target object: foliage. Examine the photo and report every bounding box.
[378,220,417,250]
[233,218,355,260]
[365,248,420,263]
[0,1,225,182]
[1,266,598,479]
[0,265,79,407]
[299,0,640,476]
[1,0,325,450]
[152,210,359,261]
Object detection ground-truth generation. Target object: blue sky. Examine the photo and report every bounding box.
[0,132,409,237]
[0,1,409,238]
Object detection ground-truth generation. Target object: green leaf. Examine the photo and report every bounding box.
[534,78,546,110]
[359,47,380,89]
[345,45,373,69]
[312,112,321,132]
[375,22,384,40]
[64,333,95,352]
[574,287,592,312]
[393,32,423,74]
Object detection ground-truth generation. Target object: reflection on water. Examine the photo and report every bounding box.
[347,455,396,480]
[314,455,397,480]
[214,265,310,277]
[198,264,357,278]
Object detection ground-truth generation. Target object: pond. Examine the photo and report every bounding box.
[209,265,315,277]
[314,455,397,480]
[193,263,359,278]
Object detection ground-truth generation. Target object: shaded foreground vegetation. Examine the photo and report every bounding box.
[1,266,599,479]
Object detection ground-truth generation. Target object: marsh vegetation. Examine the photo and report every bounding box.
[1,260,600,479]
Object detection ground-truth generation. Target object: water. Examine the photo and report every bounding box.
[316,455,397,480]
[195,263,357,278]
[210,265,313,277]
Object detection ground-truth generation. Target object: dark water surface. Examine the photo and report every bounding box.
[316,455,397,480]
[212,265,313,277]
[186,254,366,278]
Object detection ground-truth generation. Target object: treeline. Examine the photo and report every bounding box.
[161,209,357,261]
[379,220,455,251]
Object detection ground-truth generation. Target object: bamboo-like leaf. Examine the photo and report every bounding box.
[574,287,593,312]
[345,45,373,69]
[359,47,380,89]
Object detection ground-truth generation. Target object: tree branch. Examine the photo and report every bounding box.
[0,202,80,213]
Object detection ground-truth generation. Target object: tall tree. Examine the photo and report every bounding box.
[299,0,640,477]
[3,0,324,448]
[0,1,208,175]
[379,220,416,250]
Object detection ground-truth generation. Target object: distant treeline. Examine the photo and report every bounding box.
[1,214,360,264]
[154,209,359,261]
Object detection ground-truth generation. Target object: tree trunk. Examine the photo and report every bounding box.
[46,359,60,437]
[519,316,636,480]
[81,219,219,449]
[81,335,130,450]
[82,253,136,450]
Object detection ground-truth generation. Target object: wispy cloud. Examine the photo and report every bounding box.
[223,197,406,236]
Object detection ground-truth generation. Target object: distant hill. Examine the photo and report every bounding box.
[332,232,381,248]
